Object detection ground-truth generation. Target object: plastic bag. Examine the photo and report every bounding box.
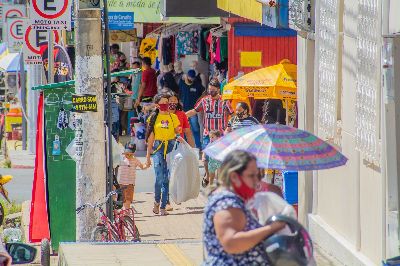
[169,140,200,204]
[249,192,297,226]
[66,132,123,168]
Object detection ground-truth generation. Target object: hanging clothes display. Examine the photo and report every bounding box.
[220,36,228,62]
[200,29,210,61]
[139,38,157,63]
[57,108,69,130]
[162,36,175,65]
[176,31,200,57]
[155,37,160,70]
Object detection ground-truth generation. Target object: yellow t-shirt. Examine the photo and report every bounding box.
[152,113,180,141]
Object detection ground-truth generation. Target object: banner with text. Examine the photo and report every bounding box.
[108,0,219,24]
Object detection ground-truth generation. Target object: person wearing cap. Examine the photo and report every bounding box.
[118,142,149,209]
[186,78,234,187]
[179,69,205,149]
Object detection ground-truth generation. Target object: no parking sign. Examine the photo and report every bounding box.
[6,18,26,53]
[23,21,60,65]
[30,0,72,31]
[2,4,26,41]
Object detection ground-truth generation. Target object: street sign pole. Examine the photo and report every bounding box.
[102,0,114,222]
[20,49,27,150]
[48,31,54,83]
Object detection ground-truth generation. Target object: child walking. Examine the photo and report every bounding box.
[118,142,148,209]
[202,130,223,187]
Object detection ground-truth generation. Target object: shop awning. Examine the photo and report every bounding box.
[0,53,23,73]
[161,0,228,17]
[217,0,263,23]
[222,59,297,100]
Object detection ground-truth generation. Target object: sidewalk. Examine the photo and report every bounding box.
[58,192,343,265]
[58,192,206,265]
[4,140,35,169]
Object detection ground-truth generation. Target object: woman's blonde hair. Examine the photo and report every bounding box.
[205,150,257,196]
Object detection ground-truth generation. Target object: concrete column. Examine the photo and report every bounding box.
[75,8,106,241]
[297,33,315,226]
[27,65,41,154]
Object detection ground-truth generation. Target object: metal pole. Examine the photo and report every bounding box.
[27,66,41,154]
[103,0,114,220]
[75,7,106,241]
[48,31,54,84]
[19,51,27,150]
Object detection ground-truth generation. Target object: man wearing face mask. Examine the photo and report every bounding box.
[186,78,233,186]
[179,70,204,149]
[225,102,259,134]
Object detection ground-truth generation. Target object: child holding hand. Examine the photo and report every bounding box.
[119,142,148,209]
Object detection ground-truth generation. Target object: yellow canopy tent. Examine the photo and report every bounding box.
[222,59,297,101]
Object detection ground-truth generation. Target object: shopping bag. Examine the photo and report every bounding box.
[248,192,297,226]
[169,140,200,204]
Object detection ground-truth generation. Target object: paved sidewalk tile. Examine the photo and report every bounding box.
[133,192,206,242]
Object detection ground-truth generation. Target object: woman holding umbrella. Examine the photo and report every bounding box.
[203,150,285,265]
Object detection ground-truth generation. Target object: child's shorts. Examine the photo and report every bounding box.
[208,158,221,174]
[121,184,134,202]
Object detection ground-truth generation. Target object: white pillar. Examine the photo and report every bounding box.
[75,8,106,241]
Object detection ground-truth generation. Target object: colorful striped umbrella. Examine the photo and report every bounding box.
[204,124,348,171]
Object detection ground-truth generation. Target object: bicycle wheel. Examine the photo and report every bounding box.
[91,225,119,242]
[121,215,140,241]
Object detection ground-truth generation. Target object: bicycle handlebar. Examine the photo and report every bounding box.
[76,190,119,213]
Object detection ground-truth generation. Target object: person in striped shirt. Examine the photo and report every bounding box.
[118,142,148,209]
[186,78,234,185]
[225,102,259,134]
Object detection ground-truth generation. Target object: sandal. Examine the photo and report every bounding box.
[153,202,160,214]
[202,177,209,188]
[160,209,169,216]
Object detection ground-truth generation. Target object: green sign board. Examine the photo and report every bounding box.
[44,88,76,251]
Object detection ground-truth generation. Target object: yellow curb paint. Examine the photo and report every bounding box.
[157,244,195,266]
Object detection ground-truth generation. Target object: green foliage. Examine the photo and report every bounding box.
[0,199,22,217]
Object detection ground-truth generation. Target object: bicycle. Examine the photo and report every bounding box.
[76,190,140,242]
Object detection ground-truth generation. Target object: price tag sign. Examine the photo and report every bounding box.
[72,94,98,112]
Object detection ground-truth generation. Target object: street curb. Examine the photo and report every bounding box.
[21,200,31,244]
[11,165,34,169]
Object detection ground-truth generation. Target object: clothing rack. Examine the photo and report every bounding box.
[210,25,227,37]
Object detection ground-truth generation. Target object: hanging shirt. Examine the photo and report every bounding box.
[194,95,234,136]
[152,113,181,141]
[139,38,157,63]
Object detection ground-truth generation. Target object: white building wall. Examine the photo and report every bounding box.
[299,0,387,264]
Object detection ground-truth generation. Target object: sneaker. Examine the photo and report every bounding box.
[166,204,173,211]
[160,209,169,216]
[153,202,160,214]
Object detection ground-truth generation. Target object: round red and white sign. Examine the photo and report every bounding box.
[24,26,60,54]
[32,0,69,19]
[5,9,24,18]
[10,20,24,40]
